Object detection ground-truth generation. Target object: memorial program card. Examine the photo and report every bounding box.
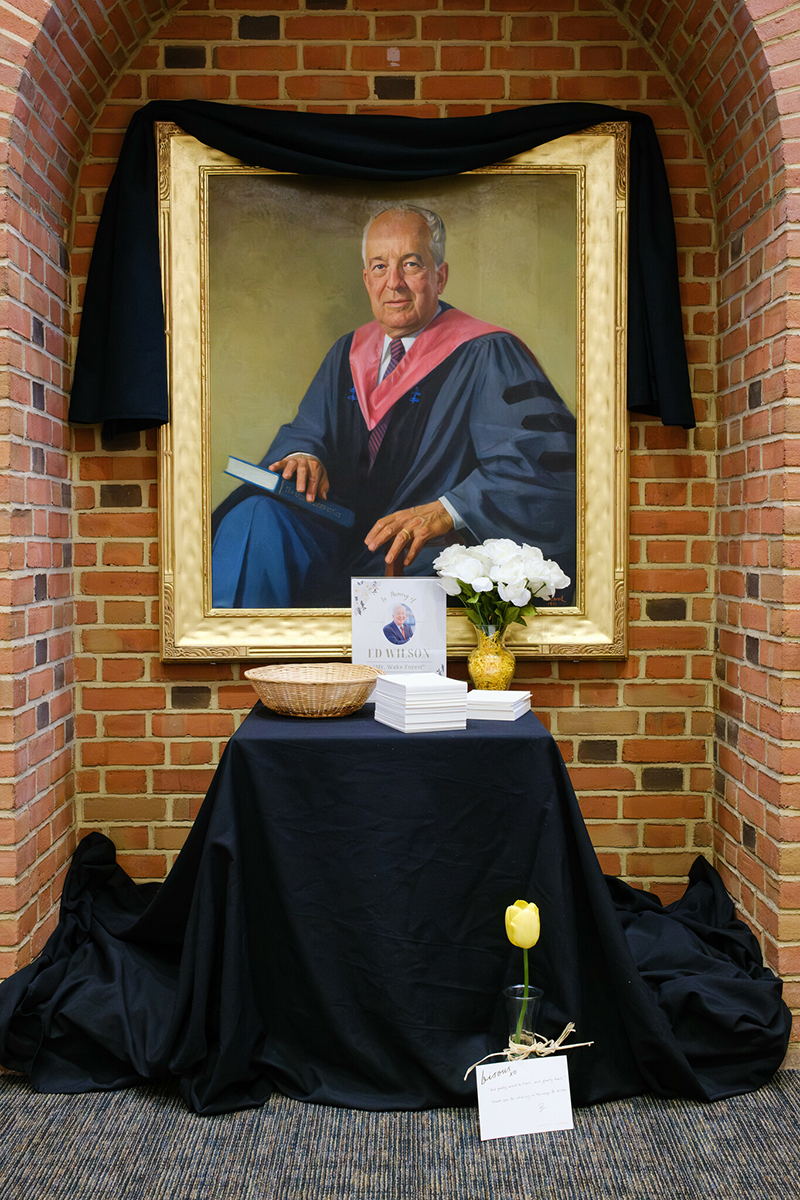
[351,578,447,677]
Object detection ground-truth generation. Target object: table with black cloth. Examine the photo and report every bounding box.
[0,706,790,1115]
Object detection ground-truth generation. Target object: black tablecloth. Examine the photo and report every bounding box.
[0,707,789,1114]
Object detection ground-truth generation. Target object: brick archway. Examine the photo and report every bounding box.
[1,0,187,971]
[609,0,800,1003]
[1,0,799,1049]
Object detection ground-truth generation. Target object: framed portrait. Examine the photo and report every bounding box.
[157,122,628,661]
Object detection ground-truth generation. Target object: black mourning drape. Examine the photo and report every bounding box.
[0,708,789,1114]
[67,101,696,434]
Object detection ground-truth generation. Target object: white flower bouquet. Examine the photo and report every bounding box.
[432,538,570,634]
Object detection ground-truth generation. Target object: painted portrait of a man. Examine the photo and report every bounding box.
[210,198,577,610]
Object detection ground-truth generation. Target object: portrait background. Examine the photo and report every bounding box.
[208,173,578,511]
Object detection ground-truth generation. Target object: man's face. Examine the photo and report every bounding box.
[394,606,406,625]
[363,212,449,338]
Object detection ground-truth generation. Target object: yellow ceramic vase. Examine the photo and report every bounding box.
[467,626,516,690]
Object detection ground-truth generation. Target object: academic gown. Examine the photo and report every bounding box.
[211,310,577,608]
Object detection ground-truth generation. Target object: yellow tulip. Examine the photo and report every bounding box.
[505,900,540,949]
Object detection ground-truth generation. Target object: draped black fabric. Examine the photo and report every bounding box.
[0,708,787,1115]
[67,101,695,435]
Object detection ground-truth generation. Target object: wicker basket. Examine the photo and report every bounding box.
[244,663,384,718]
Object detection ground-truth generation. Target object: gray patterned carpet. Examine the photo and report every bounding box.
[1,1072,798,1199]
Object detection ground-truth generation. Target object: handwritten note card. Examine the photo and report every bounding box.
[476,1056,574,1141]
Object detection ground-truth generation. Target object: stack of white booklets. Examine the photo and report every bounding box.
[466,690,531,721]
[373,673,468,733]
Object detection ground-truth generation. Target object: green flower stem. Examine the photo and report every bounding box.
[514,947,530,1044]
[455,581,550,633]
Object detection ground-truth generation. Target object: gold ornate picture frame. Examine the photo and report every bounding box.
[157,123,628,661]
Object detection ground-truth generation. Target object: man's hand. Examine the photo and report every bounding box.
[268,454,330,502]
[365,501,454,568]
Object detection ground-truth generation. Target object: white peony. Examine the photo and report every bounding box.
[433,545,474,575]
[490,555,527,585]
[520,546,545,575]
[482,538,521,560]
[434,537,570,612]
[450,555,485,585]
[498,580,531,606]
[528,559,572,599]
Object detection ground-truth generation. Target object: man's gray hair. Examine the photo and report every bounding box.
[362,204,446,267]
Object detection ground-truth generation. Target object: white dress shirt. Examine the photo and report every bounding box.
[378,310,463,529]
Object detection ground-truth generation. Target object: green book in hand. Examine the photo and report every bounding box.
[224,457,355,529]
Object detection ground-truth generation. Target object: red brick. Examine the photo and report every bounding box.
[285,16,369,39]
[286,76,370,100]
[79,572,158,596]
[568,767,636,790]
[153,769,216,794]
[351,46,434,71]
[82,688,166,711]
[509,15,554,40]
[81,742,164,766]
[629,568,709,593]
[440,46,485,71]
[626,853,698,877]
[421,76,504,100]
[490,46,573,70]
[421,16,503,40]
[303,46,346,71]
[110,827,149,850]
[587,823,639,848]
[117,854,167,880]
[355,0,429,8]
[155,16,232,38]
[104,771,147,795]
[375,16,416,38]
[646,712,686,736]
[236,78,280,101]
[644,654,688,677]
[147,77,231,101]
[508,78,552,101]
[580,46,623,70]
[558,76,641,101]
[154,827,191,851]
[622,739,707,764]
[214,46,296,71]
[83,798,167,822]
[103,715,147,737]
[355,105,439,117]
[557,15,626,40]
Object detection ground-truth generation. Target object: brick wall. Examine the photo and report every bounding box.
[607,0,800,1046]
[70,0,717,904]
[0,0,182,975]
[2,0,800,1048]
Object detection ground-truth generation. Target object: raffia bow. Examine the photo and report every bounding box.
[464,1022,594,1080]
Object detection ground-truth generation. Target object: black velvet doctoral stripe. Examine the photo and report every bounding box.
[68,100,696,434]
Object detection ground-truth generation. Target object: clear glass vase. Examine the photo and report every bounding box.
[504,983,544,1046]
[467,625,516,690]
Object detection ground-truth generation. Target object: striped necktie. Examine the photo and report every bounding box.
[368,338,405,468]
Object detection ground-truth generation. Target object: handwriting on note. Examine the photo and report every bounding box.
[475,1056,574,1140]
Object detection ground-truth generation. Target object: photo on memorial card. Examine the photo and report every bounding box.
[157,123,629,661]
[351,577,446,677]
